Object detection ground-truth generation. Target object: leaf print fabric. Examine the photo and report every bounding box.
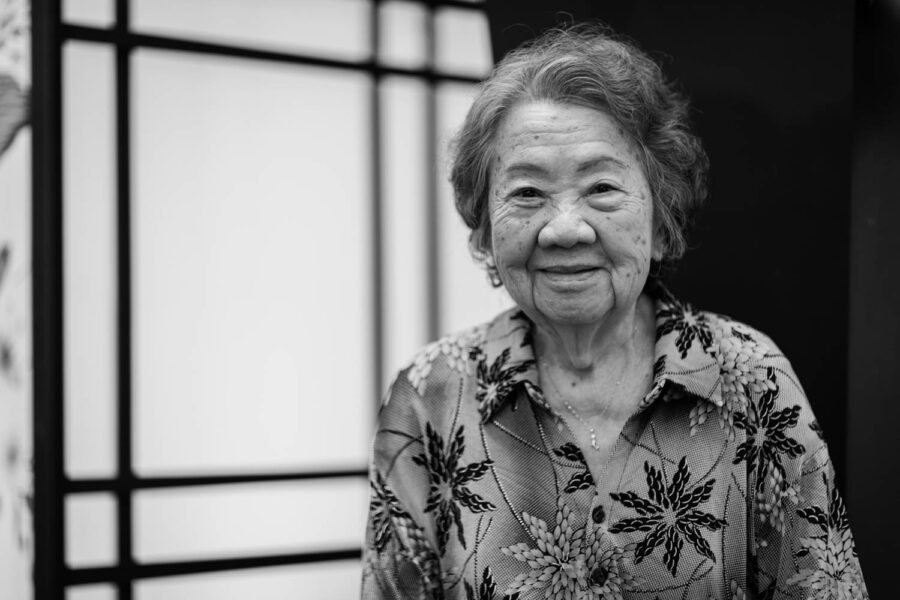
[501,498,637,599]
[411,424,496,554]
[553,443,595,493]
[609,457,726,577]
[362,288,868,599]
[656,298,713,359]
[788,476,864,599]
[475,347,535,420]
[464,567,519,600]
[688,324,771,440]
[733,369,806,533]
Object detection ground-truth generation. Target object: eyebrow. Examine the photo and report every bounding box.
[575,156,629,173]
[500,156,629,178]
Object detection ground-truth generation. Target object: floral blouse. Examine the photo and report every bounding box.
[361,287,868,600]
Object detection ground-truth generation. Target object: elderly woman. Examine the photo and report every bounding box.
[362,25,867,600]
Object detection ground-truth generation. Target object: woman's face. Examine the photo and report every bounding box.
[488,100,660,328]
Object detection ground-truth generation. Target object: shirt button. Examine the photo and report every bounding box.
[590,566,609,585]
[592,505,606,524]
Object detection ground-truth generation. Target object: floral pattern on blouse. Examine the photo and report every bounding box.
[361,286,868,599]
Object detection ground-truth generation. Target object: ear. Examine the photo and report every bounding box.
[651,235,664,262]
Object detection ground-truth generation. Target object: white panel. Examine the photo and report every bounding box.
[65,493,117,568]
[435,8,492,77]
[380,76,428,383]
[0,117,33,600]
[378,1,427,70]
[0,2,30,597]
[67,584,117,600]
[133,0,371,62]
[63,41,118,479]
[136,561,361,600]
[63,0,115,27]
[132,50,373,475]
[436,82,514,336]
[134,479,368,562]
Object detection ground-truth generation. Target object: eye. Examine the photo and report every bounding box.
[512,187,541,199]
[506,187,544,205]
[590,182,618,195]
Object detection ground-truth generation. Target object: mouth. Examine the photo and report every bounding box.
[541,265,599,274]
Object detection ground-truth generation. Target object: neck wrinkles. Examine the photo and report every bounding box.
[533,293,655,376]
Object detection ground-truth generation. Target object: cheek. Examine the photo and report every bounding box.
[489,207,536,269]
[631,231,650,251]
[604,207,654,266]
[492,219,533,263]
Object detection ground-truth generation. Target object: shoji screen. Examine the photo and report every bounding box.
[54,1,504,598]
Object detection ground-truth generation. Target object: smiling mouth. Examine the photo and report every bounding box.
[541,266,599,274]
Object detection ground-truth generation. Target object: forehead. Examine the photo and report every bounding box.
[492,101,637,169]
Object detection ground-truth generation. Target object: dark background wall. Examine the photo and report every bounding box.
[849,0,900,595]
[486,1,898,596]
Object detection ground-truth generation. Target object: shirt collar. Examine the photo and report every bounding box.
[476,283,724,424]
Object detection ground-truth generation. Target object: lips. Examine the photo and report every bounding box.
[541,265,599,274]
[538,266,600,288]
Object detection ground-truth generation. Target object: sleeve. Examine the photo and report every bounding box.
[748,360,869,599]
[360,370,443,600]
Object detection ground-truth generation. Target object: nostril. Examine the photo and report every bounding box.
[537,215,597,248]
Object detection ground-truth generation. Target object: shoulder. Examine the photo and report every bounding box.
[382,309,522,411]
[655,289,781,357]
[699,309,802,400]
[696,306,807,409]
[653,291,820,443]
[402,320,490,398]
[654,289,788,378]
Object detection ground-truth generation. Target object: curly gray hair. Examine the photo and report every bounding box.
[449,23,709,286]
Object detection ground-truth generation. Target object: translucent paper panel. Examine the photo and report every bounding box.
[67,584,117,600]
[136,561,361,600]
[65,493,117,568]
[436,83,514,336]
[0,83,33,600]
[63,0,114,27]
[380,76,428,382]
[133,50,373,475]
[135,479,368,562]
[62,41,117,478]
[133,0,371,62]
[435,8,492,77]
[378,1,427,70]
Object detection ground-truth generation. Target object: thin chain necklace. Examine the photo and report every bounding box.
[562,400,601,450]
[544,370,620,452]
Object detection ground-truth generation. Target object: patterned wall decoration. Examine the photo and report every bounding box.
[0,0,33,597]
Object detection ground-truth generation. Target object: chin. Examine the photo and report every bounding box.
[538,302,611,327]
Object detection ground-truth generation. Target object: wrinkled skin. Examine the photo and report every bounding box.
[488,100,660,372]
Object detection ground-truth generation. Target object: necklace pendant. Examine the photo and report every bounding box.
[590,432,600,450]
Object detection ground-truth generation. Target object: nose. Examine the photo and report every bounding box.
[537,209,597,248]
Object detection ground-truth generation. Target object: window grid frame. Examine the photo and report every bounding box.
[34,0,488,597]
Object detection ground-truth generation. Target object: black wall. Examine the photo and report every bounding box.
[487,1,897,595]
[849,0,900,595]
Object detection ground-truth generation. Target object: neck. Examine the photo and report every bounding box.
[534,294,655,377]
